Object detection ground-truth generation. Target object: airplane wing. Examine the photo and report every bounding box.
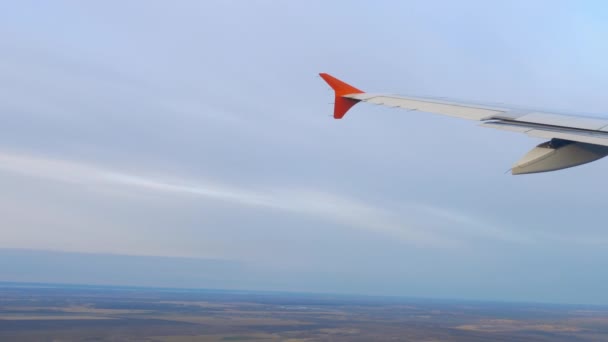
[320,73,608,175]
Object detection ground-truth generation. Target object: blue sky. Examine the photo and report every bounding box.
[1,0,608,305]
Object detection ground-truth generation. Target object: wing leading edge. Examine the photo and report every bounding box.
[320,73,608,175]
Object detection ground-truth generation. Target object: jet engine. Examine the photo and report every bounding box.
[512,139,608,175]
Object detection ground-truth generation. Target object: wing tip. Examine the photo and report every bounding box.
[319,73,364,96]
[319,73,364,119]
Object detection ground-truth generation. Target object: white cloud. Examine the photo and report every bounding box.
[2,150,605,254]
[0,151,466,248]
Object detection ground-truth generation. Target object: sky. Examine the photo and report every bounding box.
[1,0,608,305]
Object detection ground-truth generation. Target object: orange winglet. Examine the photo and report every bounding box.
[319,73,364,119]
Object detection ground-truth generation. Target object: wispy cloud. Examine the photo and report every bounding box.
[0,151,465,247]
[0,150,601,249]
[409,204,534,245]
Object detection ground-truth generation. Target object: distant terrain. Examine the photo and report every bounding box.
[1,282,608,341]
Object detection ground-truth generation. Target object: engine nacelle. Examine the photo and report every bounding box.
[512,139,608,175]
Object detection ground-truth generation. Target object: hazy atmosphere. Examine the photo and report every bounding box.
[1,1,608,305]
